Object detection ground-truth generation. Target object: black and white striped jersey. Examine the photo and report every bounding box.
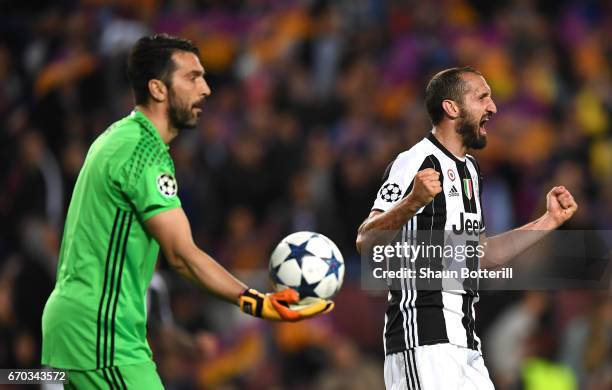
[372,132,485,355]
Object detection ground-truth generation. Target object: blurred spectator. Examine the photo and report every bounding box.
[485,291,550,389]
[1,131,63,250]
[559,293,612,389]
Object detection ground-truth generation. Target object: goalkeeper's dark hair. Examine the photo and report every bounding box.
[127,34,200,105]
[425,66,482,125]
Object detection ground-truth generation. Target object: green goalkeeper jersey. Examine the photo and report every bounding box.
[42,110,181,370]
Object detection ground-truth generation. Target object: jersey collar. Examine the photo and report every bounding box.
[426,132,466,164]
[130,110,170,151]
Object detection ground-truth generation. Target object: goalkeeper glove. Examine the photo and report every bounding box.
[238,288,334,322]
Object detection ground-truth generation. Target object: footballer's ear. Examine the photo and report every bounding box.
[442,99,460,120]
[148,79,167,102]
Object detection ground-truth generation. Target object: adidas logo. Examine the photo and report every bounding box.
[449,185,460,197]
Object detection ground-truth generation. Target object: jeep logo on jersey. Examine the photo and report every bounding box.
[157,173,178,197]
[452,212,483,236]
[380,183,401,202]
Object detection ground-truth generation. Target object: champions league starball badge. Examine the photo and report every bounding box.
[380,183,401,202]
[157,173,178,197]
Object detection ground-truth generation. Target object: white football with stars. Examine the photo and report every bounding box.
[269,231,345,304]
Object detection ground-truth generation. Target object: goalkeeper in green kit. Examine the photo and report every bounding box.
[41,34,334,389]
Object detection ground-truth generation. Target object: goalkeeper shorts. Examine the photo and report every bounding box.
[62,360,163,390]
[384,343,494,390]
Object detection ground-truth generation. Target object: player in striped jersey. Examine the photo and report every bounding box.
[41,35,333,389]
[356,67,578,390]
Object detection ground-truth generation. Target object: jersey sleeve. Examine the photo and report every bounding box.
[371,150,424,213]
[115,146,181,221]
[125,165,181,221]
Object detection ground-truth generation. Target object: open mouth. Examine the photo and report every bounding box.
[479,117,489,135]
[192,102,204,115]
[193,99,205,111]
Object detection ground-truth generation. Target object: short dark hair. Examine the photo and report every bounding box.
[127,34,200,105]
[424,66,482,125]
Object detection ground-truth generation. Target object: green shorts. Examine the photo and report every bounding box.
[64,361,163,390]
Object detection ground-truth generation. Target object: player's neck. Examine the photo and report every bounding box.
[135,105,178,144]
[431,125,467,158]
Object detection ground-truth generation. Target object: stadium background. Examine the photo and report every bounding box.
[0,0,610,389]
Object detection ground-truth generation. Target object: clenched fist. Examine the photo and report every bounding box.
[408,168,442,209]
[546,186,578,227]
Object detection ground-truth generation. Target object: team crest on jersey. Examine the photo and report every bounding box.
[462,178,473,200]
[447,169,456,181]
[380,183,401,202]
[157,173,178,197]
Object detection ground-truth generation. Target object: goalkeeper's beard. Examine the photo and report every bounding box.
[168,88,199,130]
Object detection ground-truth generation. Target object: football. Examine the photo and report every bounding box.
[269,231,345,303]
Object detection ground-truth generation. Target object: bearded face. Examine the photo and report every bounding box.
[456,103,490,150]
[167,84,203,130]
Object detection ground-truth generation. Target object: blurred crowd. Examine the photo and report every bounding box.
[0,0,611,389]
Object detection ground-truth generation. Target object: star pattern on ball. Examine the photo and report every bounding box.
[284,240,313,268]
[269,233,345,300]
[323,252,342,279]
[380,183,401,202]
[270,264,286,286]
[297,276,319,298]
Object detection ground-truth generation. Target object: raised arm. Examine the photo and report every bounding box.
[356,168,441,253]
[480,186,578,268]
